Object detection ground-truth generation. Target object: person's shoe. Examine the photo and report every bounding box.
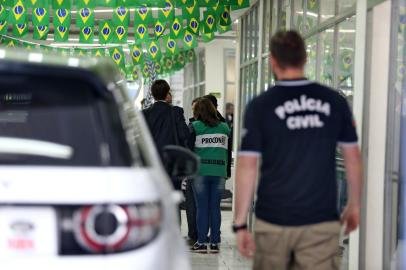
[184,237,197,246]
[210,244,219,254]
[190,242,208,253]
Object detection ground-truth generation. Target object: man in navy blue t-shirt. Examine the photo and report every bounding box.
[233,31,363,270]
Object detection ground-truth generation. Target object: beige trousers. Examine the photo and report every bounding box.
[253,219,341,270]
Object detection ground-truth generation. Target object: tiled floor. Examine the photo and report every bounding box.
[181,210,253,270]
[181,210,350,270]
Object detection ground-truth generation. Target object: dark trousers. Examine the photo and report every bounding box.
[185,179,197,240]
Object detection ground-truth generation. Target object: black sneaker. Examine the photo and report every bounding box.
[190,243,208,253]
[210,244,219,254]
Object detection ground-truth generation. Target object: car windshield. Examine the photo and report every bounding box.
[0,71,134,167]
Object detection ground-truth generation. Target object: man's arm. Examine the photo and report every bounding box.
[174,107,190,147]
[234,155,259,225]
[234,155,259,258]
[340,144,363,235]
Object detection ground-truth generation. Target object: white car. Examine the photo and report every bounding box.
[0,49,197,270]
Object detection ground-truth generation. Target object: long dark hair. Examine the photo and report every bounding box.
[193,98,220,127]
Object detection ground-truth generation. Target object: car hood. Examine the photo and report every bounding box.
[0,167,161,204]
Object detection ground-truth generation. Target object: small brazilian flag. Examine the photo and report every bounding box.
[170,16,182,39]
[187,16,199,34]
[98,0,116,6]
[182,29,197,49]
[2,36,19,47]
[40,45,55,53]
[134,23,148,41]
[98,20,113,44]
[164,35,178,56]
[33,25,49,40]
[201,32,214,42]
[108,46,126,71]
[0,4,8,21]
[147,40,162,60]
[91,48,106,57]
[54,8,70,27]
[218,23,232,34]
[32,7,49,26]
[13,22,27,37]
[117,0,137,6]
[231,0,250,10]
[175,0,193,7]
[23,42,37,50]
[182,1,199,20]
[141,62,150,78]
[218,5,231,26]
[74,48,89,57]
[129,43,143,65]
[131,65,140,80]
[113,6,129,26]
[54,25,69,41]
[80,26,93,43]
[154,62,162,74]
[113,24,127,43]
[159,0,174,21]
[56,47,71,56]
[154,20,165,38]
[198,0,218,6]
[26,0,49,7]
[134,5,152,25]
[185,49,196,63]
[9,0,26,24]
[52,0,70,9]
[174,52,186,70]
[76,0,95,8]
[0,20,8,35]
[76,7,94,28]
[201,9,217,33]
[164,56,174,72]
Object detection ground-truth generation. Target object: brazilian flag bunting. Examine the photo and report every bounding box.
[54,25,69,41]
[187,16,199,34]
[154,20,165,37]
[134,23,148,42]
[23,42,37,50]
[147,40,162,60]
[91,48,105,57]
[2,36,19,47]
[74,48,89,57]
[80,26,93,43]
[175,0,193,7]
[218,23,232,34]
[218,5,231,26]
[0,20,8,34]
[186,49,196,62]
[98,0,116,6]
[174,52,185,70]
[108,46,126,71]
[159,0,174,21]
[164,35,178,56]
[76,7,94,28]
[141,62,150,78]
[202,9,217,33]
[56,47,71,56]
[182,29,197,49]
[54,9,70,27]
[117,0,137,6]
[113,24,127,43]
[231,0,250,10]
[170,16,182,38]
[182,1,199,20]
[32,7,49,26]
[131,65,139,80]
[198,0,218,6]
[9,0,26,24]
[52,0,71,9]
[13,22,27,37]
[76,0,95,8]
[0,4,8,21]
[26,0,49,7]
[33,25,49,40]
[113,6,129,26]
[129,43,143,65]
[201,32,214,42]
[134,5,152,25]
[98,20,114,44]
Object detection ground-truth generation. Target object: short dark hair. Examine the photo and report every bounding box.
[270,30,306,69]
[151,80,170,101]
[204,94,218,108]
[192,97,200,105]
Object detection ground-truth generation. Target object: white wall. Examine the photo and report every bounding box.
[203,39,236,114]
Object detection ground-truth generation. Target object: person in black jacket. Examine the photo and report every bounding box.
[143,80,189,189]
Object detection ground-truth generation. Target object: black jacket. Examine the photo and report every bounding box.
[143,101,189,158]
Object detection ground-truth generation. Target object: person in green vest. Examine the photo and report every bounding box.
[189,97,230,254]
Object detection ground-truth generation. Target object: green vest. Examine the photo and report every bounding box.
[192,121,230,177]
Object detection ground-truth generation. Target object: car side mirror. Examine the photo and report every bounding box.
[162,145,199,179]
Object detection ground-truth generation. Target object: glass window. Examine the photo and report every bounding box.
[320,0,335,22]
[199,50,205,82]
[252,6,259,59]
[339,0,356,13]
[262,0,272,53]
[261,56,271,90]
[279,0,288,30]
[319,29,334,86]
[336,16,356,97]
[293,0,304,32]
[247,12,252,61]
[306,0,320,31]
[305,35,317,80]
